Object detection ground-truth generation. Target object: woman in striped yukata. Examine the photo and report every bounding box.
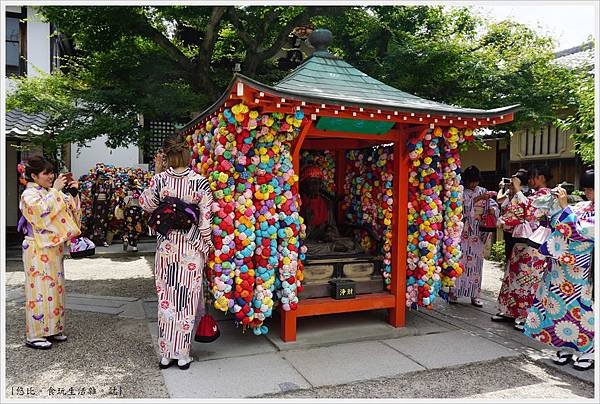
[140,135,213,370]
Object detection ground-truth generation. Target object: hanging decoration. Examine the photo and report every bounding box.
[300,150,336,195]
[406,126,472,308]
[188,103,307,335]
[342,146,394,288]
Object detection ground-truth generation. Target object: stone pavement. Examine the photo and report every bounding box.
[4,239,156,261]
[4,249,595,399]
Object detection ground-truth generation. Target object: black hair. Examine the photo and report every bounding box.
[580,169,594,189]
[24,155,55,181]
[531,165,553,182]
[513,168,529,185]
[462,165,481,184]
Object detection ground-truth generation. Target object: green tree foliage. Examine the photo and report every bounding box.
[555,69,595,165]
[6,5,591,156]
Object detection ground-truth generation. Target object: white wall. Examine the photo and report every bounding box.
[26,7,51,77]
[70,136,146,178]
[5,144,19,227]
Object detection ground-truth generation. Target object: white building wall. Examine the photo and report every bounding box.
[5,143,19,227]
[70,136,145,178]
[26,7,51,77]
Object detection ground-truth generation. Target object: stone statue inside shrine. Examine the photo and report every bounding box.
[299,165,363,256]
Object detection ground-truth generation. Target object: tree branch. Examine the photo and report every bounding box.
[143,19,196,72]
[254,7,344,64]
[227,7,258,51]
[198,6,227,66]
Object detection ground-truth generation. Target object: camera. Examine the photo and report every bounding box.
[501,177,511,185]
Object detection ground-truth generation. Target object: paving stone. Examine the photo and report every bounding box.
[69,293,138,302]
[383,330,519,369]
[282,341,425,387]
[160,353,310,398]
[118,300,146,320]
[67,303,124,315]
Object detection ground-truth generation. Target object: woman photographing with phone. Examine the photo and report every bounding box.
[494,166,552,330]
[523,169,595,371]
[19,156,81,349]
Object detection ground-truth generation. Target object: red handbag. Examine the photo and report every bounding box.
[195,314,220,343]
[479,198,497,233]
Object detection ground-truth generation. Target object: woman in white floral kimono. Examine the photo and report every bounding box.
[140,135,213,370]
[524,169,595,371]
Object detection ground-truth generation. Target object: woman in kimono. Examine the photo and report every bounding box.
[91,173,111,247]
[122,178,144,252]
[449,166,498,307]
[524,169,595,370]
[494,166,552,330]
[19,156,81,349]
[140,135,213,370]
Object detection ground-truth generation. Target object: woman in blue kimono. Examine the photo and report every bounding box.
[523,169,595,371]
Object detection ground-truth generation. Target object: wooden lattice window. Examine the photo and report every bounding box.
[142,120,181,164]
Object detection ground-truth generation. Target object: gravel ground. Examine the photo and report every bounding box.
[5,303,168,399]
[256,356,594,399]
[5,256,156,299]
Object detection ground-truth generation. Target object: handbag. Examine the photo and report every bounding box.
[524,225,552,249]
[195,274,220,343]
[70,236,96,258]
[478,198,497,233]
[194,313,220,343]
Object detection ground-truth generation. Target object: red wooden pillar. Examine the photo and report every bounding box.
[291,120,313,176]
[388,130,409,327]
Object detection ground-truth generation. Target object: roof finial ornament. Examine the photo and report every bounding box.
[308,28,334,57]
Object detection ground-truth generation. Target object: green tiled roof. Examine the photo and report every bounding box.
[273,54,518,117]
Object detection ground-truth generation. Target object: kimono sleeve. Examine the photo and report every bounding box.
[140,175,162,213]
[20,187,68,229]
[185,178,214,254]
[554,205,594,243]
[63,192,82,227]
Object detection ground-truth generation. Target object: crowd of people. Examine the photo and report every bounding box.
[453,164,595,371]
[78,164,152,251]
[17,139,595,373]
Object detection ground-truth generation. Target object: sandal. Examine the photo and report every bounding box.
[177,358,193,370]
[25,338,52,350]
[572,356,594,371]
[471,298,483,308]
[552,350,574,366]
[514,320,525,331]
[491,313,514,322]
[158,358,175,369]
[48,334,67,342]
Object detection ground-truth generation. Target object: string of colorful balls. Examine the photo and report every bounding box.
[342,146,395,288]
[406,126,473,308]
[188,103,306,335]
[300,150,336,195]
